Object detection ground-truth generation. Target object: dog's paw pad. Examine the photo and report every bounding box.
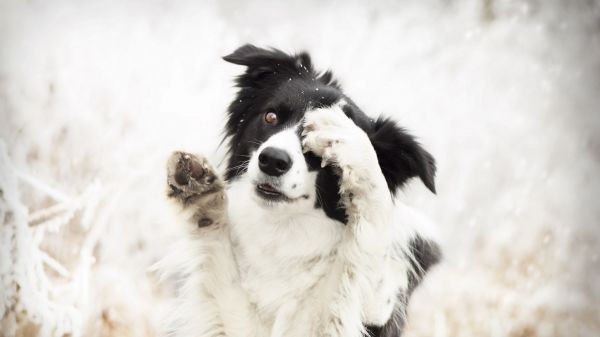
[174,153,205,185]
[167,151,219,199]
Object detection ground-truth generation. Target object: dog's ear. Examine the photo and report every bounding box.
[223,44,312,85]
[369,117,436,194]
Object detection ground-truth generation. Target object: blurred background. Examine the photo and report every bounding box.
[1,0,599,336]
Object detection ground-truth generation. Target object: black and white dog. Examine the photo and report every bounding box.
[164,44,441,337]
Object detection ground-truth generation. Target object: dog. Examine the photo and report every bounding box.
[164,44,441,337]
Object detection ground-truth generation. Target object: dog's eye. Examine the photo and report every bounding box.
[264,111,278,125]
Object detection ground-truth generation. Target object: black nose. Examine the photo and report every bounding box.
[258,147,292,176]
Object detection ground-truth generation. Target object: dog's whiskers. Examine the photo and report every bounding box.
[225,159,250,174]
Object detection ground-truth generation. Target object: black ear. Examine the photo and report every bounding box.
[223,44,273,65]
[223,44,312,83]
[370,117,436,194]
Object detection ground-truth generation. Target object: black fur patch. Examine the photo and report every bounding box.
[407,235,441,293]
[365,237,441,337]
[370,117,437,194]
[314,166,347,224]
[364,293,408,337]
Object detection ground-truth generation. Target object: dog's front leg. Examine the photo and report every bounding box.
[166,152,240,337]
[302,106,395,337]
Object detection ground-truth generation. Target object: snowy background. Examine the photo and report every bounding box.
[1,0,599,336]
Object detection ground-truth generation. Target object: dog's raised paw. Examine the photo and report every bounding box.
[167,151,220,202]
[301,106,372,169]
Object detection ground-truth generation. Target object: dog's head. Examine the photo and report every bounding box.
[222,44,436,223]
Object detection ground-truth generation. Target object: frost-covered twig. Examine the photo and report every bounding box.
[0,140,107,337]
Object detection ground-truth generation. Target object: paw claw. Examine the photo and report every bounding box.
[168,184,182,195]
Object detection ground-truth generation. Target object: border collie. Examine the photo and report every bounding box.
[164,44,441,337]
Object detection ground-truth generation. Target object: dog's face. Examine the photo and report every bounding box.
[223,45,436,223]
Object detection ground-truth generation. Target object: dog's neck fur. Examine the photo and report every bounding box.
[227,177,344,320]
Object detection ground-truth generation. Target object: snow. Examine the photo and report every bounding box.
[1,0,599,336]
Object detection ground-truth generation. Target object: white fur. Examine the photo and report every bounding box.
[164,104,437,337]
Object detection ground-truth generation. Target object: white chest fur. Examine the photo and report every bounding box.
[227,179,344,323]
[225,179,418,337]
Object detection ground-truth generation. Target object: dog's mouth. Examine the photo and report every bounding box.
[255,182,308,203]
[256,183,289,202]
